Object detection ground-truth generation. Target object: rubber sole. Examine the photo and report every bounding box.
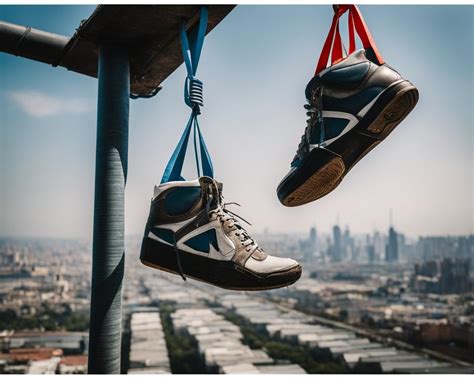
[282,156,345,207]
[140,236,302,291]
[279,80,419,207]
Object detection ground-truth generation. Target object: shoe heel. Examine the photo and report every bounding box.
[281,149,345,207]
[140,237,180,275]
[367,82,419,138]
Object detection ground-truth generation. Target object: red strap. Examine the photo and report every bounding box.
[315,4,384,75]
[315,11,342,75]
[348,5,384,65]
[315,5,349,75]
[348,10,356,54]
[331,18,343,64]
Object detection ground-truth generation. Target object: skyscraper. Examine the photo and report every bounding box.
[309,227,317,248]
[301,226,318,261]
[385,226,399,262]
[343,226,353,261]
[331,224,342,262]
[373,231,384,262]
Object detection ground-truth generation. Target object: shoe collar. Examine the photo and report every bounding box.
[305,49,369,99]
[153,176,222,201]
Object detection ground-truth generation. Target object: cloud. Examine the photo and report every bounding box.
[8,90,93,118]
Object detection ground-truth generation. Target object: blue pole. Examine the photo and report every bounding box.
[88,44,129,374]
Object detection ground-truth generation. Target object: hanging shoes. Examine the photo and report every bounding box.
[140,7,301,290]
[277,5,419,207]
[140,177,302,290]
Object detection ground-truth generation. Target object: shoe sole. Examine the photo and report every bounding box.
[140,236,302,291]
[280,80,419,207]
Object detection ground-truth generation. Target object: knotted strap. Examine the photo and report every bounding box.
[315,4,384,75]
[161,6,214,184]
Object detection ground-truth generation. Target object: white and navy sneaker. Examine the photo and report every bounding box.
[140,176,302,290]
[277,48,419,207]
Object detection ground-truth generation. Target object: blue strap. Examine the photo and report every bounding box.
[195,117,213,178]
[161,115,193,183]
[181,6,208,77]
[192,119,201,177]
[181,7,208,109]
[161,6,214,184]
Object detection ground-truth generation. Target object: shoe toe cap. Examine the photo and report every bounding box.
[245,254,300,274]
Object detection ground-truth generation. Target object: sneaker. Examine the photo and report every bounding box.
[140,176,302,290]
[277,48,419,207]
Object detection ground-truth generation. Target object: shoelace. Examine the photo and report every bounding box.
[210,202,260,255]
[174,182,259,282]
[209,177,259,254]
[293,88,325,164]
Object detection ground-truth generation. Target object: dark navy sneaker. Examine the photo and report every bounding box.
[277,48,419,207]
[140,176,302,290]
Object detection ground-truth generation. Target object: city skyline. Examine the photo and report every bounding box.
[0,217,471,240]
[1,233,472,373]
[1,5,473,239]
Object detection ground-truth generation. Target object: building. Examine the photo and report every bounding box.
[439,258,472,294]
[373,231,385,262]
[343,226,353,261]
[300,227,318,261]
[327,225,343,262]
[128,312,171,374]
[310,227,317,247]
[218,293,449,374]
[411,258,472,294]
[385,227,399,262]
[417,236,474,261]
[367,245,376,265]
[171,308,281,374]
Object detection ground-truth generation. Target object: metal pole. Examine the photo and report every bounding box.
[88,44,129,374]
[0,20,69,65]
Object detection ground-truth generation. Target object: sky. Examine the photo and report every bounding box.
[0,5,473,239]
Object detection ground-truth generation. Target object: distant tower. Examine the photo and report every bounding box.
[398,233,406,261]
[343,225,352,261]
[373,231,383,262]
[386,226,399,262]
[367,245,376,264]
[332,224,342,262]
[310,226,317,247]
[303,226,318,261]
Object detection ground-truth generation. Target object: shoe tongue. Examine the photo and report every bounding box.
[199,176,220,189]
[199,176,223,206]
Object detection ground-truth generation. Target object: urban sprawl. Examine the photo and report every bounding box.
[0,227,473,374]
